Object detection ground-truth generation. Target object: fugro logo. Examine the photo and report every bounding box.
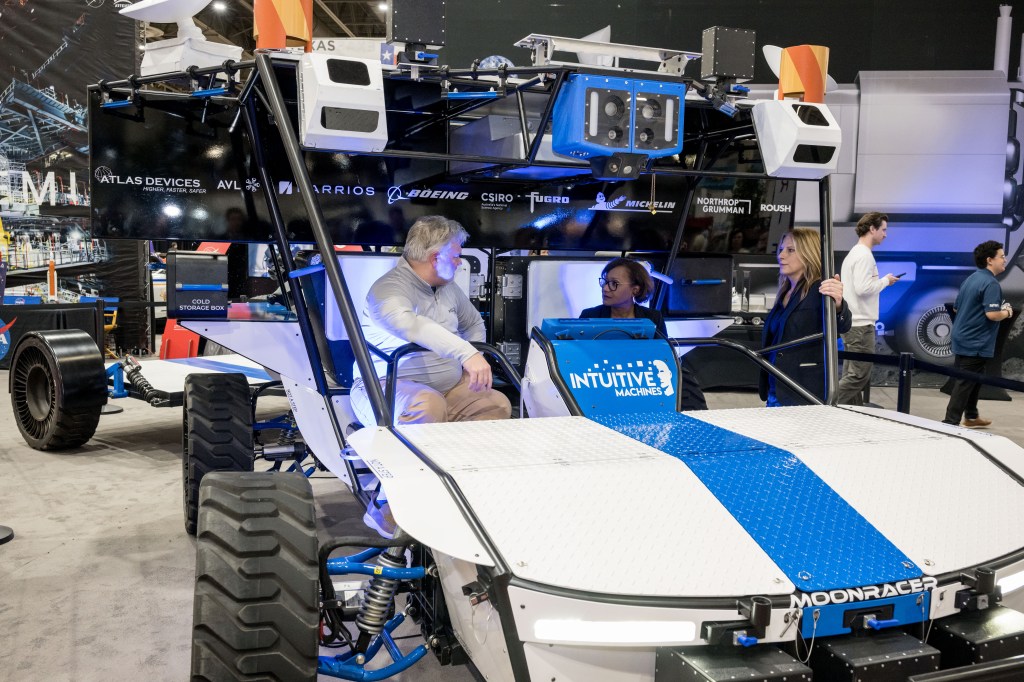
[568,359,674,398]
[528,192,569,213]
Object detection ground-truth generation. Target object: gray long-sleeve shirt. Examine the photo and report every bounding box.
[355,257,484,393]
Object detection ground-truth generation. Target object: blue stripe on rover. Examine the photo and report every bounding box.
[592,411,922,592]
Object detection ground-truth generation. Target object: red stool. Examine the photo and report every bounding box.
[160,319,201,359]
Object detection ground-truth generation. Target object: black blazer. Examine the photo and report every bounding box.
[759,290,852,406]
[579,304,668,337]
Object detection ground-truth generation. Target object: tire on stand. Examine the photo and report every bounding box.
[191,472,320,681]
[10,330,107,450]
[183,373,254,536]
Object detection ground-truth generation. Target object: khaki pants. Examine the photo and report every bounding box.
[835,324,875,405]
[352,372,511,425]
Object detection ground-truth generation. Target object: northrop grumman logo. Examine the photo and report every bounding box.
[790,577,938,608]
[568,359,674,398]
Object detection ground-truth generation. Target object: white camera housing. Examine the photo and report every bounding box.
[752,100,842,179]
[298,54,388,153]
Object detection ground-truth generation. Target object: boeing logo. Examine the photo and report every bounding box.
[387,187,470,204]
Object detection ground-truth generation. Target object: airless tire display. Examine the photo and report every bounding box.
[9,330,107,450]
[190,472,320,681]
[182,373,254,535]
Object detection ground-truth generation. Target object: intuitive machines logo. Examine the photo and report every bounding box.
[567,358,674,398]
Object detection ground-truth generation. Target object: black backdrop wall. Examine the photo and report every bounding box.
[442,0,1024,83]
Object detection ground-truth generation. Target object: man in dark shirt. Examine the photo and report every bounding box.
[942,240,1014,427]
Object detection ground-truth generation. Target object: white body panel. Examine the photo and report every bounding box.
[114,354,271,393]
[752,100,842,179]
[346,426,495,566]
[180,319,316,389]
[396,417,793,597]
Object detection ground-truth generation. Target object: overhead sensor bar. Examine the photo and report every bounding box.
[515,33,700,74]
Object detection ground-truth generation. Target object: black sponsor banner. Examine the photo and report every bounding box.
[89,92,796,253]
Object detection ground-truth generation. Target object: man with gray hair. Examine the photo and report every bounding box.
[351,215,511,428]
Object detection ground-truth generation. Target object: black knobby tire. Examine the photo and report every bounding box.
[9,330,107,450]
[191,472,320,681]
[183,373,254,536]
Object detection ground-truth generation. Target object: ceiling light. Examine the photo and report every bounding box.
[378,2,387,10]
[212,0,227,10]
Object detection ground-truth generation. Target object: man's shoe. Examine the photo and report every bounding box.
[363,499,397,539]
[962,417,992,428]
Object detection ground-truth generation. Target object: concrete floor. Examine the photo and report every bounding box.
[1,370,1022,681]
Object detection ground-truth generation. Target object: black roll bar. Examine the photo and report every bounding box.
[253,52,392,427]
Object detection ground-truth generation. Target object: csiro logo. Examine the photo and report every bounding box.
[0,317,16,362]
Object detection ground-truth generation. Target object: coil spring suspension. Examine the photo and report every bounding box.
[277,414,298,446]
[121,355,160,404]
[355,545,407,652]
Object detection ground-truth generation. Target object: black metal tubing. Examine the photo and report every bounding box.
[240,90,332,398]
[819,176,839,404]
[97,60,255,91]
[254,52,392,427]
[527,70,567,163]
[527,327,584,416]
[757,332,824,357]
[382,341,523,422]
[670,336,823,406]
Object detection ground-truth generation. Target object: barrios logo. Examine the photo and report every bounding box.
[0,316,16,362]
[568,358,673,398]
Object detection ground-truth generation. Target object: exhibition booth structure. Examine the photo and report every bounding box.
[10,10,1024,681]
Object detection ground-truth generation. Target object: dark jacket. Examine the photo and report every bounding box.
[579,304,667,337]
[759,289,852,406]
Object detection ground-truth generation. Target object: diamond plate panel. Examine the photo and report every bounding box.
[595,411,922,592]
[797,441,1024,576]
[399,417,794,597]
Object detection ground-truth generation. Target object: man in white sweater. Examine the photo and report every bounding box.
[351,215,511,426]
[835,212,899,405]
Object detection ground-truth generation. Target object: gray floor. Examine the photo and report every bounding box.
[1,371,1022,681]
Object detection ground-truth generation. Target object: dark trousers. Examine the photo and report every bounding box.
[943,355,988,424]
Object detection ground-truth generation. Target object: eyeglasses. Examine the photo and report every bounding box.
[598,276,622,291]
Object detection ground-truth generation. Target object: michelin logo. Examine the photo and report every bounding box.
[568,358,674,397]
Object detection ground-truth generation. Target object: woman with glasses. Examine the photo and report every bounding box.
[760,228,852,407]
[580,257,667,336]
[579,257,707,410]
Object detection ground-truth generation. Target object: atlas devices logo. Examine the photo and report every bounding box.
[93,166,202,193]
[0,317,17,362]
